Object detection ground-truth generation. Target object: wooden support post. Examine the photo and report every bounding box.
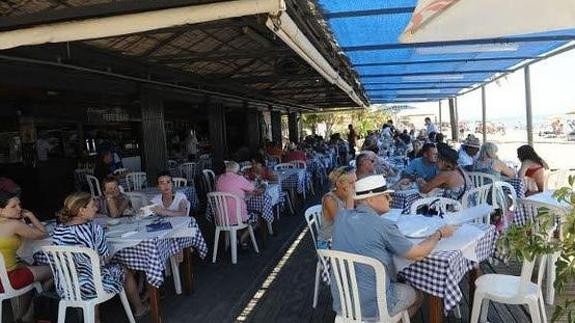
[271,110,282,146]
[481,86,487,143]
[140,91,168,180]
[288,112,299,144]
[208,102,226,167]
[524,66,534,146]
[245,105,261,155]
[449,98,459,142]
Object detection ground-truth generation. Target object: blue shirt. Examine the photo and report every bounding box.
[404,157,438,180]
[330,204,414,318]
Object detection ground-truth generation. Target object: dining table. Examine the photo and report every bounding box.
[21,215,208,323]
[276,168,307,194]
[135,186,200,213]
[392,215,497,322]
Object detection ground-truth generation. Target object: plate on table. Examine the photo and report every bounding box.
[397,216,443,239]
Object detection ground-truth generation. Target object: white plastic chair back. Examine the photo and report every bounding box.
[126,172,147,191]
[0,253,42,322]
[202,169,216,193]
[239,161,251,169]
[493,181,518,229]
[172,177,187,188]
[180,162,197,182]
[468,172,497,188]
[545,169,568,190]
[274,163,295,171]
[112,168,128,176]
[518,254,548,298]
[304,205,322,247]
[167,160,178,169]
[410,197,462,215]
[41,246,107,301]
[74,169,92,191]
[240,165,252,174]
[207,192,245,230]
[290,160,307,169]
[349,160,356,167]
[124,192,149,211]
[462,184,492,209]
[317,250,409,323]
[85,175,102,197]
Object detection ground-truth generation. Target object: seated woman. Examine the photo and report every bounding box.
[418,143,471,201]
[96,176,131,217]
[517,144,549,194]
[244,154,277,182]
[52,192,148,322]
[0,189,51,322]
[151,171,190,217]
[473,142,516,179]
[318,166,356,249]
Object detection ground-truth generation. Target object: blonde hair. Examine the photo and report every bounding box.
[478,142,499,161]
[57,192,93,224]
[328,166,355,187]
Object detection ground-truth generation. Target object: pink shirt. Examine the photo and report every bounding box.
[215,171,255,224]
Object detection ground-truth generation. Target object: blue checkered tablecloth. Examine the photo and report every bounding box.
[137,186,200,213]
[277,168,306,194]
[503,177,526,199]
[398,223,497,314]
[390,189,421,213]
[34,217,208,288]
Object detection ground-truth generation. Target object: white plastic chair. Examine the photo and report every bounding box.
[125,172,147,191]
[167,160,178,169]
[545,169,568,190]
[461,184,492,209]
[317,250,410,323]
[493,181,518,230]
[240,165,252,174]
[124,192,149,211]
[207,192,259,264]
[85,175,102,197]
[274,163,295,171]
[172,177,188,188]
[304,205,323,308]
[409,197,462,215]
[112,168,128,176]
[74,169,92,191]
[468,172,498,188]
[202,169,216,193]
[470,254,548,323]
[41,246,135,323]
[180,162,197,182]
[0,254,43,323]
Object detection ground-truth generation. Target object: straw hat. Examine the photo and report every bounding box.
[463,136,481,148]
[353,175,394,200]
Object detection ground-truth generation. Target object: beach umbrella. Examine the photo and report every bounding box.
[400,0,575,43]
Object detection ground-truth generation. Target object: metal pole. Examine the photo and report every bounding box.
[449,98,458,141]
[438,101,442,131]
[481,86,487,143]
[524,66,534,146]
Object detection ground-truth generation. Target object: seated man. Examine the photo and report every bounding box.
[401,143,438,181]
[356,151,396,179]
[331,175,455,319]
[458,136,480,171]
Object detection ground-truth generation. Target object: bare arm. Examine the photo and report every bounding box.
[494,160,515,178]
[14,211,48,240]
[105,196,122,218]
[419,172,447,193]
[533,168,546,192]
[322,196,338,222]
[154,199,189,217]
[403,225,455,261]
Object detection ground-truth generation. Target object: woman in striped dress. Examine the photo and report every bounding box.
[52,192,148,322]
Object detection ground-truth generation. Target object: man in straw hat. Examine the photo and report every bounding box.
[330,175,455,319]
[458,135,481,170]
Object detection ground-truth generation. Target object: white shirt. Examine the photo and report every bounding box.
[458,149,475,167]
[426,123,439,134]
[152,191,190,214]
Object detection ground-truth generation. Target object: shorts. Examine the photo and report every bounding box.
[0,266,34,293]
[388,283,417,316]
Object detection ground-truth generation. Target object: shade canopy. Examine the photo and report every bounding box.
[316,0,575,103]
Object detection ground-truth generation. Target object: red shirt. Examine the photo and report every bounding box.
[284,150,307,162]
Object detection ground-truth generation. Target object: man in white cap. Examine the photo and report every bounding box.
[330,175,455,320]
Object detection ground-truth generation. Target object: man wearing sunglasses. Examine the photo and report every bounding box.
[330,175,454,320]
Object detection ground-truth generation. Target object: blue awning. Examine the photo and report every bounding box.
[316,0,575,104]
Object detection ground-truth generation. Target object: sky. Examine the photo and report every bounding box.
[398,47,575,122]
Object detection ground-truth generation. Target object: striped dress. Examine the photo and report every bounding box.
[52,221,124,300]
